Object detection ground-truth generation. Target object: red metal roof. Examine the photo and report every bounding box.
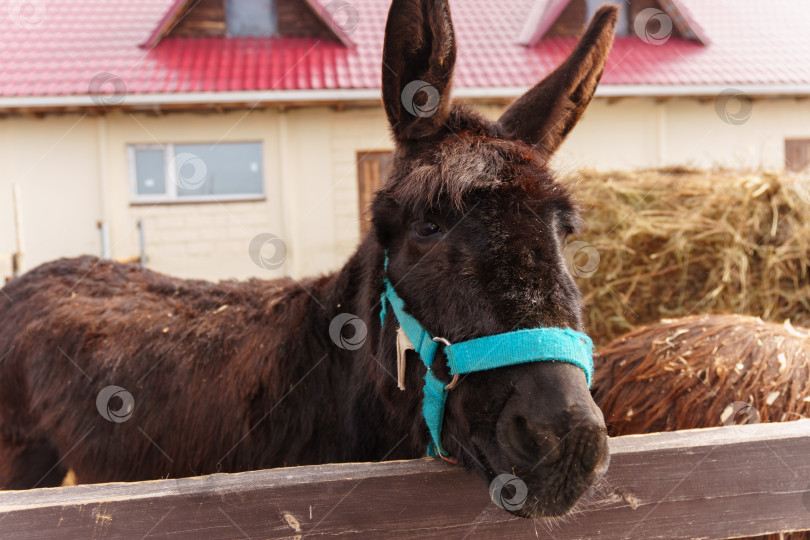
[1,0,809,101]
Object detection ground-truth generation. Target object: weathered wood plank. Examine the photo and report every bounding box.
[1,421,809,539]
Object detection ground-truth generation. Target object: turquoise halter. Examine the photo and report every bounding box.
[379,255,594,458]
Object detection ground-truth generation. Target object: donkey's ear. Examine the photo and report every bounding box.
[381,0,456,141]
[498,5,618,158]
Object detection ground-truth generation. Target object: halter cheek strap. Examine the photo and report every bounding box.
[379,255,594,458]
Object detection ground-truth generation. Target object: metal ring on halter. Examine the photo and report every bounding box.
[432,337,460,390]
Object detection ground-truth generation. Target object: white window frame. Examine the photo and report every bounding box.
[128,143,266,204]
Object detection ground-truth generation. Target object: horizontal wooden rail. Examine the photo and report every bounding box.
[1,421,809,539]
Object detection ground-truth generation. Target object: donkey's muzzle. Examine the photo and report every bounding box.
[497,395,608,473]
[494,362,609,517]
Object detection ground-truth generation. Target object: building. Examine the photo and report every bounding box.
[1,0,809,281]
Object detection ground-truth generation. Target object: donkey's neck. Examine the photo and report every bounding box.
[263,238,423,467]
[324,238,424,460]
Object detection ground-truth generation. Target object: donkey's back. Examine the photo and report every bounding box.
[0,256,327,489]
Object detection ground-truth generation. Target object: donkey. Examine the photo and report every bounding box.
[0,0,617,518]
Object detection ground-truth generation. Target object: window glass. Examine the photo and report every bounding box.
[173,143,264,197]
[225,0,276,37]
[134,149,166,195]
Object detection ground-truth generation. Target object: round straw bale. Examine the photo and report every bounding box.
[593,314,810,540]
[593,314,810,436]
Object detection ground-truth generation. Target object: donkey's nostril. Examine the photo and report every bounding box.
[500,413,561,466]
[578,425,609,474]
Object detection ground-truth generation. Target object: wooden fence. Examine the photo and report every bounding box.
[1,421,809,539]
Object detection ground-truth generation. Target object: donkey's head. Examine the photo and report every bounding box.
[372,0,617,518]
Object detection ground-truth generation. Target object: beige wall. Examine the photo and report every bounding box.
[102,110,287,281]
[1,96,809,283]
[557,98,810,171]
[0,115,102,277]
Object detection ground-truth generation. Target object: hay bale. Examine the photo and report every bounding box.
[567,169,810,347]
[593,314,810,436]
[593,314,810,540]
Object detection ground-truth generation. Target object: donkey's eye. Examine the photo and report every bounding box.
[413,221,442,238]
[558,224,573,240]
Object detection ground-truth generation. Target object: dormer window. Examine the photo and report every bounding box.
[519,0,707,46]
[225,0,277,38]
[141,0,355,49]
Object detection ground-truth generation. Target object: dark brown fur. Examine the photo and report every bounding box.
[0,0,619,519]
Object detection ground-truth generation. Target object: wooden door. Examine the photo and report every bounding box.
[785,139,810,172]
[357,151,393,235]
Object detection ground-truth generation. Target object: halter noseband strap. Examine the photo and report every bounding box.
[379,255,594,458]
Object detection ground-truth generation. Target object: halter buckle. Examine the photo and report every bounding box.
[432,337,460,390]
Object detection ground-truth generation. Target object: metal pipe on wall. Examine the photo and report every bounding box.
[11,182,24,277]
[97,221,111,259]
[137,218,146,267]
[96,116,112,260]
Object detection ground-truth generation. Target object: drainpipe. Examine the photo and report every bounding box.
[97,221,111,259]
[96,116,112,258]
[277,109,296,277]
[11,182,23,277]
[137,218,146,267]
